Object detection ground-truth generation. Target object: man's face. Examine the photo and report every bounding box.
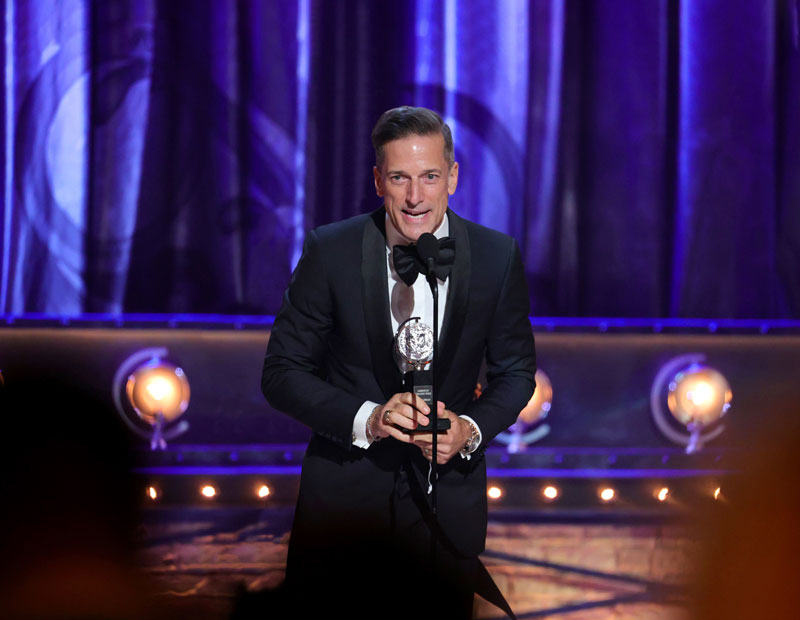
[373,133,458,243]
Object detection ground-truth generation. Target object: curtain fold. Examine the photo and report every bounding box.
[1,0,797,318]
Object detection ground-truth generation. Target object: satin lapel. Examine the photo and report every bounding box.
[362,209,401,399]
[437,209,470,390]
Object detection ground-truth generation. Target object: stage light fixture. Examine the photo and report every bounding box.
[651,355,732,454]
[113,348,191,450]
[126,361,190,449]
[656,487,669,502]
[201,485,217,499]
[497,368,553,453]
[257,484,271,499]
[599,487,616,502]
[487,486,503,500]
[542,485,560,501]
[668,365,731,423]
[146,485,160,501]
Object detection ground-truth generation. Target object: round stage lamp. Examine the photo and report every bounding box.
[126,361,190,424]
[518,368,553,425]
[651,354,732,454]
[599,487,616,503]
[497,368,553,453]
[125,357,190,450]
[542,485,560,502]
[113,348,192,450]
[487,486,503,500]
[667,364,731,453]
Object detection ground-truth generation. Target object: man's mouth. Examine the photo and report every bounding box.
[402,209,430,220]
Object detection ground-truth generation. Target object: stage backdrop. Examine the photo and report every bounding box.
[1,0,798,318]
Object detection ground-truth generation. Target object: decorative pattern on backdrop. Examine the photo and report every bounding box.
[1,0,798,318]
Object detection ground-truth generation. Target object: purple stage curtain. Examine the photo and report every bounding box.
[1,0,798,318]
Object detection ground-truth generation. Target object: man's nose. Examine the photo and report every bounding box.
[406,179,421,205]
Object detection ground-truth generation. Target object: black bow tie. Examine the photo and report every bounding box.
[392,237,456,287]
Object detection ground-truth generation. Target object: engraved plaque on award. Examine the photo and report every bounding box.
[394,317,450,433]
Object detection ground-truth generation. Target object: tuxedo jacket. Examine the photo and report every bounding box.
[262,207,535,561]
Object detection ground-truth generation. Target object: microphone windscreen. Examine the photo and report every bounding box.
[416,232,439,264]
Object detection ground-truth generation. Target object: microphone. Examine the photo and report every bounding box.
[415,232,439,276]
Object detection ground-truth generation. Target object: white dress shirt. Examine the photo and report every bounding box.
[351,212,481,455]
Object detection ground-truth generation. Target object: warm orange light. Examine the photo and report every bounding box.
[713,487,721,500]
[667,365,732,426]
[487,486,503,500]
[542,485,559,500]
[201,485,217,499]
[147,486,160,500]
[517,369,553,424]
[656,487,669,502]
[257,484,271,499]
[599,487,616,502]
[145,377,174,401]
[126,361,190,424]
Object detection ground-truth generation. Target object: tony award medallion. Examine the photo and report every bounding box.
[395,317,450,433]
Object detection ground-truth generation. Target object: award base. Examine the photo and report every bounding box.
[403,369,451,434]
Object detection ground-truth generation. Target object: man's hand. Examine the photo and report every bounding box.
[413,402,471,465]
[369,392,431,443]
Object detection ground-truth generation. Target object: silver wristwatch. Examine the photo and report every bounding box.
[460,418,480,455]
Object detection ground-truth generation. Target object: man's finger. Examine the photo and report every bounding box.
[390,411,426,431]
[420,444,457,464]
[386,404,429,428]
[385,424,417,443]
[399,392,430,415]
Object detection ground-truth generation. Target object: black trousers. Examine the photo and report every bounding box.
[282,532,477,620]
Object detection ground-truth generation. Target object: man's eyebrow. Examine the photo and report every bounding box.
[385,168,443,176]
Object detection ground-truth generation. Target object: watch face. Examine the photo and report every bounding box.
[395,317,433,367]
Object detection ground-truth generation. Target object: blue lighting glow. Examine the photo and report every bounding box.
[2,313,799,333]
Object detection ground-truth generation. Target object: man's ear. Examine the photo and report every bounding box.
[373,166,384,197]
[447,161,459,195]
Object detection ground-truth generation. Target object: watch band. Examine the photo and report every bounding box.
[460,418,480,455]
[365,405,381,444]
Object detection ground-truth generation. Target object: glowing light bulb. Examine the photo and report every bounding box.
[542,486,559,500]
[487,486,503,500]
[713,487,721,500]
[599,487,615,502]
[257,485,271,499]
[656,487,669,502]
[145,377,174,401]
[201,485,217,499]
[687,381,714,408]
[147,486,159,500]
[125,358,191,426]
[667,364,732,427]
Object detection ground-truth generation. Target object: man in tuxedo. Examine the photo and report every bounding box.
[261,106,535,618]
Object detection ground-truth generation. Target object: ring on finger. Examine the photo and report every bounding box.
[383,409,392,425]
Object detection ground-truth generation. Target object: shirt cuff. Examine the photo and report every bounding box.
[352,400,380,449]
[458,415,482,460]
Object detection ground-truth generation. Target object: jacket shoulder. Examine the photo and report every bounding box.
[310,211,374,249]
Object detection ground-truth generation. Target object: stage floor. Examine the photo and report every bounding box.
[138,507,693,620]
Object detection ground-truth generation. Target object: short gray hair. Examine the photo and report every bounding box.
[371,106,454,169]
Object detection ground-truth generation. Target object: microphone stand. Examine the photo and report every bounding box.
[425,257,440,579]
